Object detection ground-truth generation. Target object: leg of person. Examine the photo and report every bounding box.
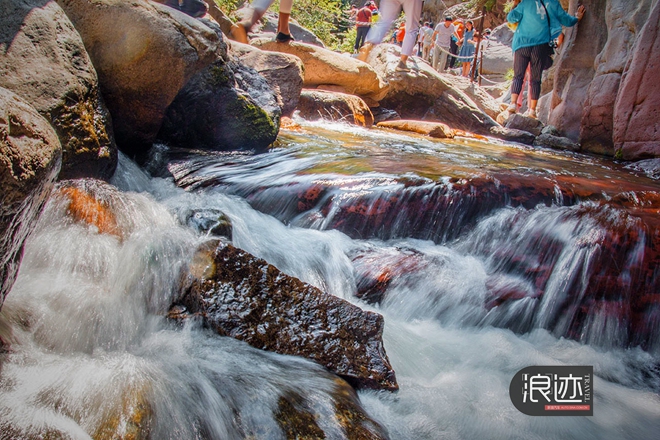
[397,0,422,71]
[230,0,276,43]
[432,45,440,70]
[438,47,449,71]
[275,0,294,42]
[359,0,403,62]
[449,39,458,68]
[526,43,545,118]
[509,46,532,113]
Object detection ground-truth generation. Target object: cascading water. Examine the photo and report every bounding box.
[1,119,660,439]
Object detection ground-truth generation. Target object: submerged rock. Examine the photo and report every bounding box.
[175,240,398,391]
[276,377,389,439]
[298,90,375,127]
[0,88,62,309]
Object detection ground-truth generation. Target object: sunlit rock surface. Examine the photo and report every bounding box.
[175,240,398,391]
[0,0,116,180]
[298,90,375,127]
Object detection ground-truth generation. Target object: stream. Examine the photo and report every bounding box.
[1,119,659,439]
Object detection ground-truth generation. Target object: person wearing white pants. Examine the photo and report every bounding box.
[357,0,423,72]
[229,0,294,43]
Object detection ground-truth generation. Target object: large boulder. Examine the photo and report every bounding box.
[174,240,399,391]
[579,0,653,155]
[0,88,62,308]
[297,90,374,127]
[230,41,304,117]
[544,0,654,156]
[252,40,387,100]
[57,0,222,157]
[361,44,499,134]
[158,56,280,152]
[0,0,116,180]
[613,0,660,160]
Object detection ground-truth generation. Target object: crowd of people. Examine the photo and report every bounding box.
[220,0,587,120]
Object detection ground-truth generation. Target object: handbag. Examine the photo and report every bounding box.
[539,0,555,70]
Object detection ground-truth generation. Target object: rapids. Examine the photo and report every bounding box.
[1,119,659,439]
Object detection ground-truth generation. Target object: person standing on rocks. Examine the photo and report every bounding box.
[431,16,456,72]
[354,2,374,53]
[506,0,585,119]
[457,20,476,77]
[229,0,295,43]
[357,0,423,72]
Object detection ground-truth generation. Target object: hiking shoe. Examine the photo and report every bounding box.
[229,22,249,44]
[357,43,373,62]
[395,61,410,72]
[275,32,295,43]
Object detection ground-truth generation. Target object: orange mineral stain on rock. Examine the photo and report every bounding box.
[59,187,121,239]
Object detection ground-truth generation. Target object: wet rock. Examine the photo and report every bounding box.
[181,208,233,239]
[1,88,62,308]
[58,0,222,157]
[252,41,387,100]
[624,159,660,180]
[297,90,374,127]
[159,57,280,152]
[0,0,116,180]
[488,126,536,145]
[277,377,388,439]
[533,133,581,152]
[505,113,544,137]
[351,246,430,304]
[230,41,304,117]
[377,120,454,139]
[613,1,660,159]
[175,240,398,391]
[58,186,121,238]
[93,383,153,440]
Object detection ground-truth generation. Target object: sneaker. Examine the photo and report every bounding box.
[395,61,410,72]
[229,22,249,44]
[357,43,373,62]
[507,103,517,114]
[525,109,537,119]
[275,32,295,43]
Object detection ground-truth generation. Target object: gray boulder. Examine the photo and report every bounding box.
[230,41,304,117]
[0,0,116,180]
[57,0,222,156]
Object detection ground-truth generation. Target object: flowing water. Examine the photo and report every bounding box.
[1,119,660,439]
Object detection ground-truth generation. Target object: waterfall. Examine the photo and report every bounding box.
[2,121,660,439]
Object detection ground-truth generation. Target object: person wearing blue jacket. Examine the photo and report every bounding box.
[506,0,585,119]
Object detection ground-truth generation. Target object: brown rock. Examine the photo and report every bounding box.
[252,40,386,99]
[276,377,388,439]
[377,120,454,139]
[613,1,660,160]
[57,0,222,156]
[176,240,398,391]
[230,41,304,117]
[505,113,544,137]
[297,90,375,127]
[0,0,116,180]
[0,88,62,308]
